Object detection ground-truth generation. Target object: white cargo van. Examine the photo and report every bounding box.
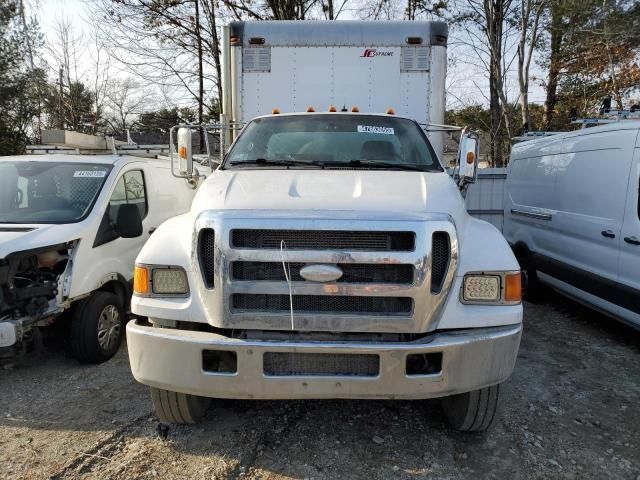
[504,121,640,328]
[0,154,198,363]
[126,21,523,432]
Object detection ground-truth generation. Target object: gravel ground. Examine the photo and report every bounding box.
[1,292,639,480]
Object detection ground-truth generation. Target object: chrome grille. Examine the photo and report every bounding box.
[231,229,415,251]
[431,232,450,293]
[198,228,215,289]
[263,352,379,377]
[232,294,413,315]
[195,212,458,334]
[231,261,414,284]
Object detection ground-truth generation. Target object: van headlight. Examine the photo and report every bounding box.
[461,271,521,305]
[134,265,189,296]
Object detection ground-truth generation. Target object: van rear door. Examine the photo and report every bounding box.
[618,131,640,324]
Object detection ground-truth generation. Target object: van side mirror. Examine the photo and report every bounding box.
[116,204,143,238]
[457,128,480,194]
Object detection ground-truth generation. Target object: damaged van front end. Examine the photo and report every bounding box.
[0,241,77,353]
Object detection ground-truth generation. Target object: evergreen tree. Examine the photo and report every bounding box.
[0,0,43,154]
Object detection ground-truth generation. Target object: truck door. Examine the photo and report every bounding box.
[618,139,640,322]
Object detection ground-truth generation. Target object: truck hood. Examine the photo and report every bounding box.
[192,169,467,219]
[0,223,85,258]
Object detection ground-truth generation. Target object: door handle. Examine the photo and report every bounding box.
[601,230,615,238]
[624,236,640,245]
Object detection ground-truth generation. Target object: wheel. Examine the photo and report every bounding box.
[514,248,543,301]
[150,387,211,424]
[521,260,549,302]
[441,384,500,432]
[69,291,124,364]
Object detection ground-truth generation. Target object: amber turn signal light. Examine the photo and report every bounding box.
[466,151,475,164]
[133,266,149,295]
[504,272,522,303]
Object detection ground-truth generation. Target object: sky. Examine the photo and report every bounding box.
[36,0,548,112]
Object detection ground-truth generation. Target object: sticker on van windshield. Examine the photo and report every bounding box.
[357,125,395,135]
[73,170,107,178]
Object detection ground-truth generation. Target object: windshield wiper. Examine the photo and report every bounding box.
[227,158,319,168]
[312,159,427,171]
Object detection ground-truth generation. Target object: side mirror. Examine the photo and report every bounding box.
[457,128,480,193]
[177,127,193,176]
[116,204,143,238]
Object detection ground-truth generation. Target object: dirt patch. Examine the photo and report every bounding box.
[1,293,639,479]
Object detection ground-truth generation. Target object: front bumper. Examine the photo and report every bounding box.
[127,320,522,400]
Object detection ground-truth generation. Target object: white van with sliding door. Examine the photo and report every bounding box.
[504,121,640,328]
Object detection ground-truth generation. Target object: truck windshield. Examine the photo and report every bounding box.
[225,114,442,172]
[0,161,112,224]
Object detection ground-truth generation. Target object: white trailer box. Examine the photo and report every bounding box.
[225,20,448,157]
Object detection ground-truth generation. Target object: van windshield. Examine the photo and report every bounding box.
[0,162,112,224]
[225,114,442,172]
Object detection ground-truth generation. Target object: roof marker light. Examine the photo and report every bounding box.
[386,107,395,115]
[351,106,360,112]
[306,106,315,112]
[328,105,337,112]
[272,108,280,115]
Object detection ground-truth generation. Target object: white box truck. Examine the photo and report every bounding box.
[126,21,523,431]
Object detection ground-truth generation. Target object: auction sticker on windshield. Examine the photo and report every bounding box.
[73,170,107,178]
[357,125,395,135]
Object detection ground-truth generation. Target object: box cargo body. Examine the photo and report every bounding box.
[226,20,448,158]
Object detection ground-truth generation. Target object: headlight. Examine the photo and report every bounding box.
[461,271,521,305]
[134,265,189,296]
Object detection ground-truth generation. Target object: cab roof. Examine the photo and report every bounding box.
[252,111,417,122]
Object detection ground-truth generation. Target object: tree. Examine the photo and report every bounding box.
[0,0,43,153]
[89,0,222,122]
[104,78,152,136]
[516,0,545,131]
[452,0,519,166]
[134,107,195,134]
[539,0,640,128]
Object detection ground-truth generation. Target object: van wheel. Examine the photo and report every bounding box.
[70,291,124,364]
[150,387,211,424]
[441,384,500,432]
[515,250,542,300]
[522,266,546,302]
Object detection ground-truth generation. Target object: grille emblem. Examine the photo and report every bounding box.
[299,264,343,283]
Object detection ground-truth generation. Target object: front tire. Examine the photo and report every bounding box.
[441,384,500,432]
[150,387,211,424]
[70,291,124,364]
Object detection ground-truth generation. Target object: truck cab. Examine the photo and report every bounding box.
[127,110,523,431]
[0,154,196,363]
